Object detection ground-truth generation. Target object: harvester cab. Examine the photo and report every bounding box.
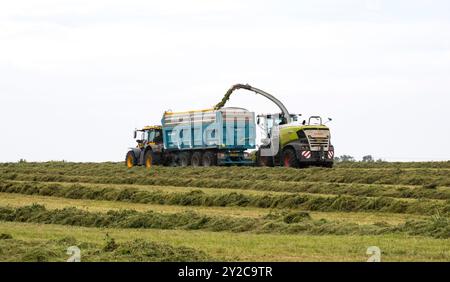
[257,113,300,138]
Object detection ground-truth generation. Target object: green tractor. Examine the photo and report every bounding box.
[215,84,334,168]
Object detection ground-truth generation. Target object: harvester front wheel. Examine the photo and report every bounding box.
[282,148,300,168]
[125,151,137,168]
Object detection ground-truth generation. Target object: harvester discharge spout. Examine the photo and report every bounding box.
[214,83,292,124]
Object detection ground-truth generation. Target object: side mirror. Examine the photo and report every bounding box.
[133,130,137,139]
[257,117,260,125]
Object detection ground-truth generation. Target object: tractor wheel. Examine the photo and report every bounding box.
[202,151,217,167]
[191,152,203,167]
[257,149,274,167]
[144,151,154,169]
[178,152,191,167]
[125,151,137,168]
[282,148,300,168]
[323,162,334,168]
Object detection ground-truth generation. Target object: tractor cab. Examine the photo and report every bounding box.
[133,126,163,149]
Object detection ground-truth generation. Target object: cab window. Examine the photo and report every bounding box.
[148,130,156,142]
[154,130,163,143]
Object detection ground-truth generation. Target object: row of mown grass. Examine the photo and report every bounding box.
[1,180,448,215]
[0,162,449,262]
[0,204,448,239]
[1,163,449,186]
[0,234,210,262]
[0,192,428,224]
[2,172,449,201]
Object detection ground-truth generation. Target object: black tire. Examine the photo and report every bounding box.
[144,151,154,169]
[202,151,217,167]
[191,152,203,167]
[323,162,334,168]
[125,151,137,168]
[257,149,274,167]
[178,152,191,167]
[282,148,300,168]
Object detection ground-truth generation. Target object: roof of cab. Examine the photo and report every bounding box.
[140,125,162,130]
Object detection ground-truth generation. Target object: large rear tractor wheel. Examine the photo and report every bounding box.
[202,151,217,167]
[282,148,300,168]
[178,152,191,167]
[191,152,203,167]
[144,151,154,169]
[125,151,137,168]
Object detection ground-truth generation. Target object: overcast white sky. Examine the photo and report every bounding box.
[0,0,449,162]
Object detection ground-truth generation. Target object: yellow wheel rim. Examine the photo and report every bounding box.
[126,156,133,168]
[145,155,152,169]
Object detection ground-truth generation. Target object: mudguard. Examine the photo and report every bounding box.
[283,141,303,160]
[129,148,142,162]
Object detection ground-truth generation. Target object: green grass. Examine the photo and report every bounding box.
[1,162,449,186]
[0,161,448,262]
[0,192,427,224]
[1,221,449,262]
[0,204,448,238]
[1,180,447,215]
[0,235,210,262]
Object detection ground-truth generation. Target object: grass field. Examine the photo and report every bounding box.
[0,162,449,262]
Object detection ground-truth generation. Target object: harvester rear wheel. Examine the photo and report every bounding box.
[191,152,203,167]
[202,151,217,167]
[125,151,137,168]
[282,148,300,168]
[257,149,274,167]
[179,152,191,167]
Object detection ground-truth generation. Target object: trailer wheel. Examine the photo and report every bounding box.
[178,152,191,167]
[191,152,203,167]
[125,151,137,168]
[202,151,217,167]
[282,148,300,168]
